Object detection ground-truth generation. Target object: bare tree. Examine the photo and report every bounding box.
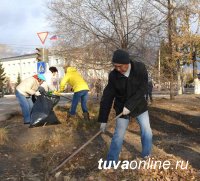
[148,0,200,97]
[147,0,177,98]
[48,0,165,66]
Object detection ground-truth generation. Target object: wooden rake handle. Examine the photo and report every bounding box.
[49,112,123,175]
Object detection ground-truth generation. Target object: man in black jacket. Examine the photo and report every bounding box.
[98,49,152,163]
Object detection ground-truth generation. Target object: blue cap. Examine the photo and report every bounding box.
[37,74,46,81]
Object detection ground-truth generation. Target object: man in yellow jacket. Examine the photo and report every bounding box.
[58,66,90,120]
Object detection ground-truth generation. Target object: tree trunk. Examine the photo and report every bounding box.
[168,0,174,100]
[170,75,175,100]
[158,49,161,91]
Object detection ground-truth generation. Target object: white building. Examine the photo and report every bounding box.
[0,53,65,92]
[1,54,37,83]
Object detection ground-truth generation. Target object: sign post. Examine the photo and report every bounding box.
[36,32,49,74]
[37,32,48,62]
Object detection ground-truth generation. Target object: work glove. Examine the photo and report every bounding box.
[122,107,130,115]
[53,90,61,96]
[35,91,41,96]
[47,91,53,95]
[100,123,107,133]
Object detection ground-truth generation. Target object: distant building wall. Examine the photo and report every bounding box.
[0,54,37,84]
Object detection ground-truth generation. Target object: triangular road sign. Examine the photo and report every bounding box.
[37,32,48,44]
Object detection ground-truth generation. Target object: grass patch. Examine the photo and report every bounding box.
[0,127,9,145]
[24,136,49,152]
[54,100,100,131]
[49,127,69,146]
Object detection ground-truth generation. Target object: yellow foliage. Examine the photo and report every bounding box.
[0,128,8,145]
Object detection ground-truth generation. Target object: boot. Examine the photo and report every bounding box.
[83,112,90,121]
[66,112,76,121]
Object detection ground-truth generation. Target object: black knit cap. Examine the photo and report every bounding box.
[112,49,130,64]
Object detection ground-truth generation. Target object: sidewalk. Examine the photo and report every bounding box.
[0,94,71,122]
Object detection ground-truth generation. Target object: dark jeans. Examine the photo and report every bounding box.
[70,90,88,115]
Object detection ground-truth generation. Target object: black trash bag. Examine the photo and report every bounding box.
[32,86,47,103]
[30,93,60,128]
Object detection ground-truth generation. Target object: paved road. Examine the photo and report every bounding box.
[0,91,196,122]
[153,88,195,96]
[0,95,20,121]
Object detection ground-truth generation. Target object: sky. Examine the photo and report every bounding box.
[0,0,53,57]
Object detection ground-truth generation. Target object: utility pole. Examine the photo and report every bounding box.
[177,60,183,95]
[193,47,200,94]
[42,48,45,62]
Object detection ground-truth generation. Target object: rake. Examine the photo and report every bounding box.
[49,112,123,175]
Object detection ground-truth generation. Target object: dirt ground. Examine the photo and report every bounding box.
[0,95,199,180]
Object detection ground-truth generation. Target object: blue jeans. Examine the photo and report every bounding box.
[15,90,33,123]
[70,90,88,115]
[107,111,152,162]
